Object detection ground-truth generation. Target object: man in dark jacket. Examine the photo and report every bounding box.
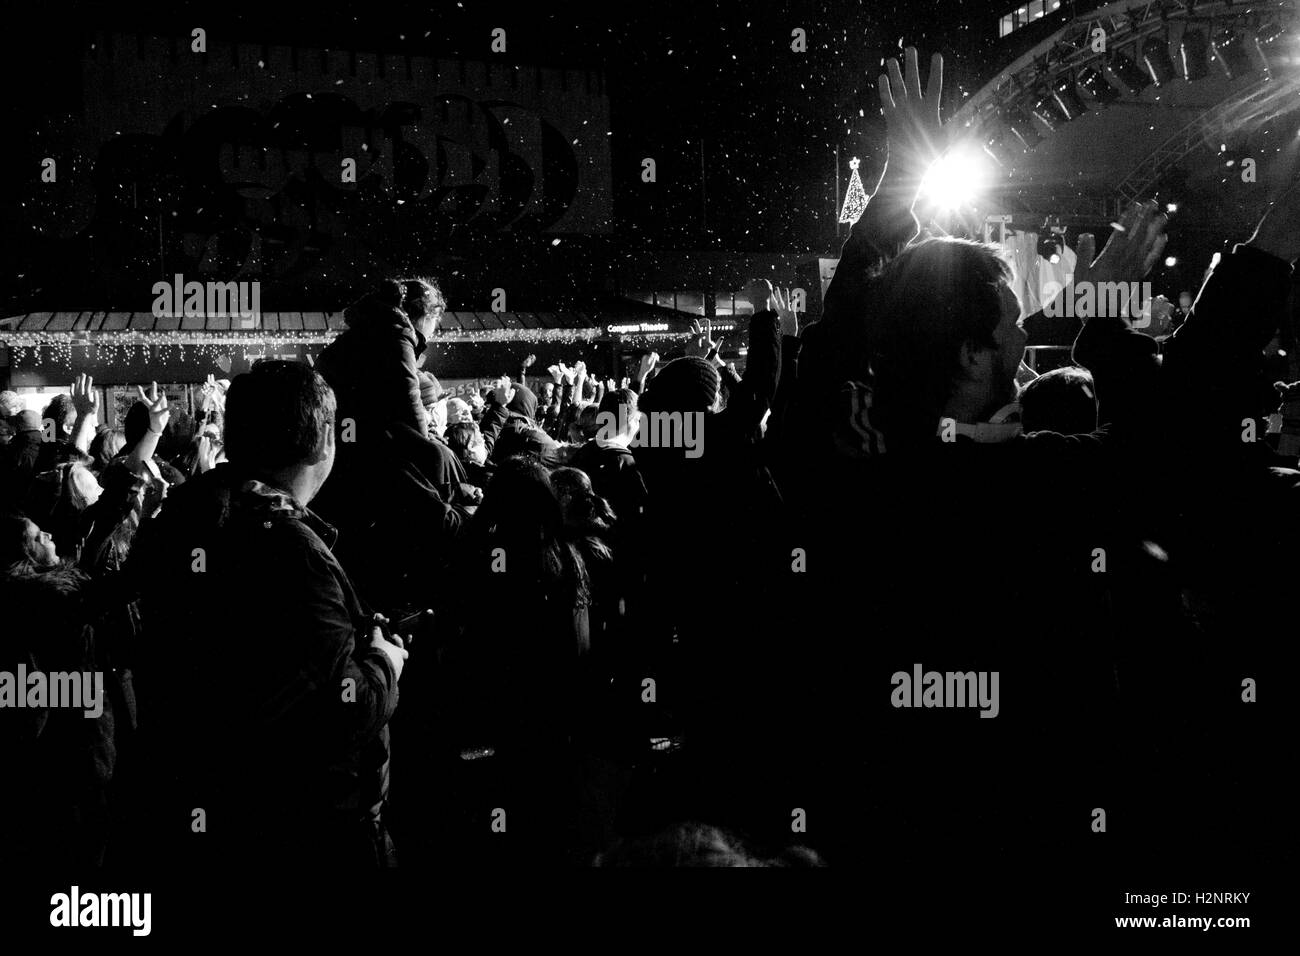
[481,382,561,467]
[128,361,407,870]
[572,387,649,527]
[0,410,45,504]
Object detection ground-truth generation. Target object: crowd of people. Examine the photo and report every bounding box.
[1,48,1296,872]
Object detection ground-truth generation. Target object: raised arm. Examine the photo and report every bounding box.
[1161,183,1300,446]
[822,48,942,329]
[69,374,99,455]
[126,382,170,475]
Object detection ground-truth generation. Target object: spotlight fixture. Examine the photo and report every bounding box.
[1007,109,1042,149]
[1032,90,1066,131]
[1166,202,1179,213]
[1052,73,1089,120]
[1107,51,1152,94]
[1142,36,1177,86]
[982,126,1018,167]
[1164,256,1178,267]
[1078,66,1120,106]
[1181,29,1210,81]
[1212,28,1263,79]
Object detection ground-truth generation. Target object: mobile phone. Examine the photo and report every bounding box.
[375,608,433,648]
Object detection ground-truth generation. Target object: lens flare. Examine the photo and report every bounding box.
[919,147,991,211]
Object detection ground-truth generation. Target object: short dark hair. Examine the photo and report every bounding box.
[445,420,481,462]
[124,401,151,450]
[345,277,445,329]
[1019,365,1097,435]
[224,361,336,472]
[43,393,76,429]
[861,237,1014,446]
[598,387,638,421]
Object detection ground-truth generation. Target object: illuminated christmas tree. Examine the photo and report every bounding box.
[838,157,868,224]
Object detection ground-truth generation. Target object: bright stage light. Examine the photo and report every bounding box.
[1166,202,1178,213]
[1164,256,1178,267]
[919,147,991,211]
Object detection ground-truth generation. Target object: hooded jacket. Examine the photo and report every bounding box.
[0,561,119,866]
[481,385,561,466]
[127,463,399,866]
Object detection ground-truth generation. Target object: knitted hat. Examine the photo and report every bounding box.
[418,372,443,406]
[643,356,719,414]
[0,390,23,418]
[14,409,42,432]
[446,397,472,424]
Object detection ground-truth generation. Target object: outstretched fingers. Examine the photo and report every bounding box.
[925,52,943,106]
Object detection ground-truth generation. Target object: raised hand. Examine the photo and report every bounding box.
[547,364,564,384]
[771,286,800,337]
[196,435,219,473]
[637,352,659,380]
[878,48,946,176]
[71,373,97,418]
[523,353,538,368]
[136,382,171,435]
[1072,201,1169,319]
[684,319,715,359]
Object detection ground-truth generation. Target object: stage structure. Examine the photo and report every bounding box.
[954,0,1299,229]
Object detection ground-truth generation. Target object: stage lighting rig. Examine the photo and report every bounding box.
[1212,27,1265,79]
[1052,73,1089,119]
[1182,28,1210,81]
[1007,108,1043,149]
[1142,36,1177,86]
[1078,66,1120,106]
[1107,50,1152,95]
[1032,89,1067,130]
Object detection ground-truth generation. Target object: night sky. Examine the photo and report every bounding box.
[1,0,1012,257]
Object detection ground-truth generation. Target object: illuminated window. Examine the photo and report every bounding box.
[1000,14,1014,37]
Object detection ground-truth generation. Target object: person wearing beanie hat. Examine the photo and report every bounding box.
[625,288,784,715]
[417,372,444,408]
[0,390,24,420]
[14,408,42,433]
[639,356,721,415]
[0,409,47,503]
